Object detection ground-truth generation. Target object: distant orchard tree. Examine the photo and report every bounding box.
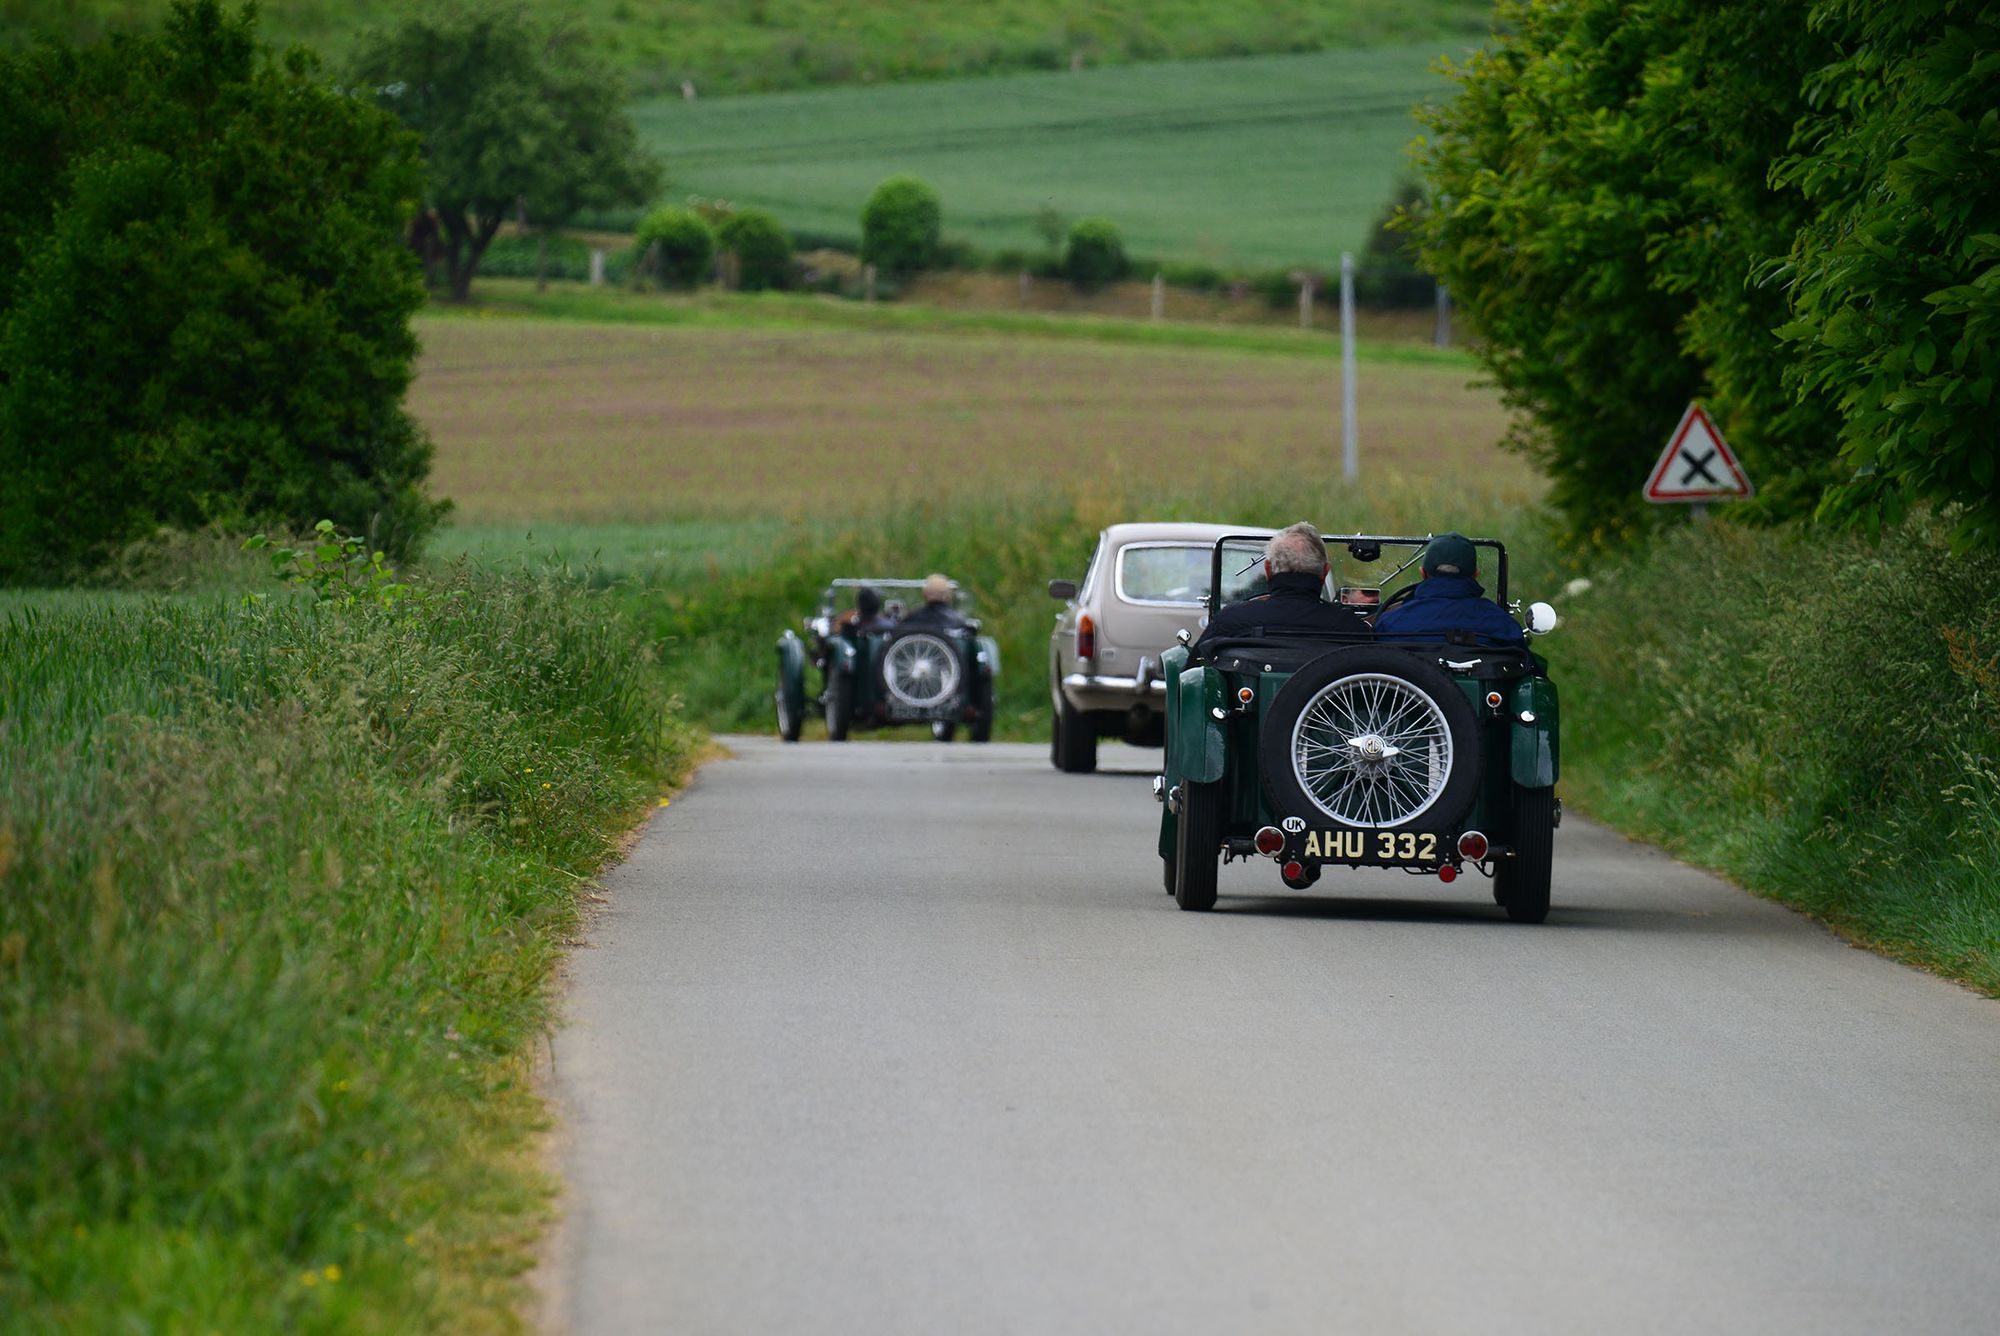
[348,5,660,301]
[716,209,792,291]
[636,206,716,288]
[0,0,446,578]
[1064,218,1128,290]
[860,175,942,275]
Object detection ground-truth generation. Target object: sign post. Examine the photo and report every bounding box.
[1340,252,1357,481]
[1644,403,1752,517]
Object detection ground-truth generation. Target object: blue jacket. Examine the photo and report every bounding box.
[1374,575,1525,644]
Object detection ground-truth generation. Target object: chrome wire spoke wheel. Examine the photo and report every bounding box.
[882,633,960,708]
[1290,672,1453,826]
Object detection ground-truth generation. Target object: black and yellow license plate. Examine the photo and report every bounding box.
[1297,828,1443,867]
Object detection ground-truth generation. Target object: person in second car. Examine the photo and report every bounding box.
[1374,532,1525,645]
[1194,522,1372,651]
[833,585,896,636]
[895,573,967,631]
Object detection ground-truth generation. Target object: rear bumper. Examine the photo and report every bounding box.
[1061,668,1167,713]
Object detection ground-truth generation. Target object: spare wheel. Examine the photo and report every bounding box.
[1259,646,1481,833]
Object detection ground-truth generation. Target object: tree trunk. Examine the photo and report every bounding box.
[444,210,506,303]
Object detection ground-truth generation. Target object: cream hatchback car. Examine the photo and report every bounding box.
[1047,522,1278,773]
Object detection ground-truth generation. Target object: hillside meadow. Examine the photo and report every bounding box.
[632,45,1470,264]
[3,0,1489,95]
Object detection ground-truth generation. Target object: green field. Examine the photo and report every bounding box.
[3,0,1489,96]
[639,45,1469,265]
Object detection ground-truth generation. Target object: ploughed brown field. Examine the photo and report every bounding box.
[411,317,1520,523]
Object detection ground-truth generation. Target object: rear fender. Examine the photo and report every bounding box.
[1159,645,1191,860]
[827,636,857,678]
[975,635,1000,679]
[776,632,806,707]
[1510,676,1560,788]
[1170,664,1227,785]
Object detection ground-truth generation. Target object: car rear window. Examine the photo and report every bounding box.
[1116,544,1210,605]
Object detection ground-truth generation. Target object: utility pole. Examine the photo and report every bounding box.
[1340,251,1357,481]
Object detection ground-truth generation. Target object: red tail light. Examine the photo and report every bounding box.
[1438,864,1459,883]
[1076,613,1095,662]
[1457,830,1489,861]
[1254,826,1284,856]
[1282,861,1304,881]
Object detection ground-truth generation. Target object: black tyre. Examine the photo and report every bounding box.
[1054,695,1098,774]
[825,670,852,742]
[1496,785,1555,923]
[1161,853,1176,894]
[1173,779,1222,912]
[1259,646,1481,838]
[969,675,994,743]
[776,676,803,744]
[931,720,958,742]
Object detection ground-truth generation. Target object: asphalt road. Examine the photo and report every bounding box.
[551,737,2000,1335]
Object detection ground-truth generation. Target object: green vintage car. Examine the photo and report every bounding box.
[775,578,1000,743]
[1157,533,1561,921]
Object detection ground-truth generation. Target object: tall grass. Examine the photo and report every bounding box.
[1557,516,2000,992]
[0,571,691,1329]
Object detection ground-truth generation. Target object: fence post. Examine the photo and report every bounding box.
[1434,282,1452,348]
[1020,270,1032,308]
[863,263,877,302]
[1299,275,1315,330]
[1152,271,1165,322]
[1340,252,1357,481]
[589,248,606,287]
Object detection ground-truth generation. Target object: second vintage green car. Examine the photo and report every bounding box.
[1157,532,1561,922]
[776,578,1000,743]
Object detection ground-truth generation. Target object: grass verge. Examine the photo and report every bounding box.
[1557,516,2000,994]
[0,570,692,1330]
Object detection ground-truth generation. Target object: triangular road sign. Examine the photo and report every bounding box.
[1644,402,1754,502]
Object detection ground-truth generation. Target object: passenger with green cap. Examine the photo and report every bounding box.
[1373,532,1525,644]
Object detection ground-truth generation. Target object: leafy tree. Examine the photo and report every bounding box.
[716,209,791,291]
[860,175,942,274]
[1064,217,1128,290]
[347,4,659,301]
[1773,1,2000,550]
[0,0,444,579]
[1408,0,1842,540]
[636,206,716,288]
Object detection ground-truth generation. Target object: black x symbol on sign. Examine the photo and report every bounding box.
[1679,448,1720,485]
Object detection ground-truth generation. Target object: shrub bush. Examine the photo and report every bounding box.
[1064,217,1128,289]
[860,175,943,274]
[636,206,717,288]
[1157,259,1226,292]
[0,1,446,579]
[716,208,793,291]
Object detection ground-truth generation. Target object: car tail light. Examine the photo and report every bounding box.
[1076,613,1095,662]
[1457,830,1489,861]
[1485,691,1504,708]
[1254,826,1284,857]
[1437,864,1459,883]
[1237,687,1255,705]
[1282,860,1304,881]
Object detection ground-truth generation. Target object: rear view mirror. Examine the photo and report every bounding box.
[1527,601,1558,635]
[1048,579,1078,601]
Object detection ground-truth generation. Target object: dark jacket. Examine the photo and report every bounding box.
[1194,571,1372,651]
[896,600,966,632]
[1373,574,1525,644]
